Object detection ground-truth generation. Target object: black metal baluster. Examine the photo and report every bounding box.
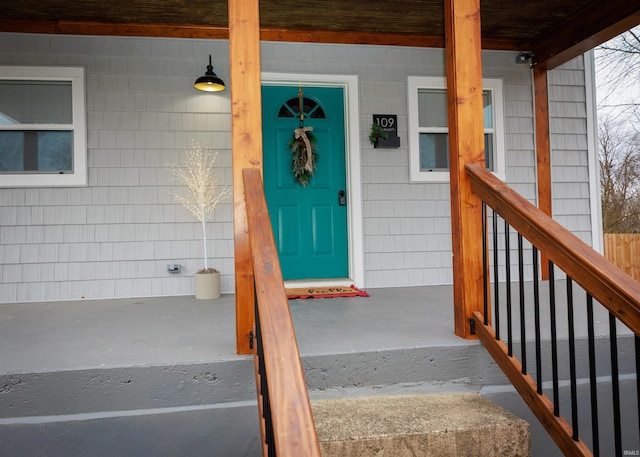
[532,246,542,394]
[586,294,599,456]
[609,313,622,456]
[255,292,264,409]
[505,221,513,357]
[549,262,560,415]
[255,288,276,457]
[266,389,275,457]
[482,202,489,325]
[566,277,579,440]
[492,209,500,340]
[518,234,527,374]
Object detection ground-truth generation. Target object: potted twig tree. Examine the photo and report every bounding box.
[167,142,230,299]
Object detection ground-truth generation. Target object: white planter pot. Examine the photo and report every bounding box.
[195,271,221,299]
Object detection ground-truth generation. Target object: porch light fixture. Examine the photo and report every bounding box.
[194,55,226,92]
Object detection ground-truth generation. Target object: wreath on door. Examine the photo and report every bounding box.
[287,87,318,187]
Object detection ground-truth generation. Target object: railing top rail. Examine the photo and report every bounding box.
[243,168,322,457]
[466,163,640,336]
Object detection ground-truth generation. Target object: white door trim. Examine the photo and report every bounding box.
[261,72,364,287]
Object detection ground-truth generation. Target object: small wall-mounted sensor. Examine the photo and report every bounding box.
[516,52,533,64]
[167,264,182,273]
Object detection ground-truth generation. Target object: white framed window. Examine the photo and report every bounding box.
[407,76,505,183]
[0,66,87,187]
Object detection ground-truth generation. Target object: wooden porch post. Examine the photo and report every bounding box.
[229,0,263,354]
[534,67,552,280]
[444,0,486,338]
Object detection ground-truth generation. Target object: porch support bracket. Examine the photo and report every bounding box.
[445,0,488,338]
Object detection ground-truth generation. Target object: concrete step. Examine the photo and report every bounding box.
[0,361,262,457]
[0,401,260,457]
[2,333,635,457]
[0,361,256,419]
[312,393,530,457]
[0,343,500,419]
[9,332,632,457]
[0,343,506,457]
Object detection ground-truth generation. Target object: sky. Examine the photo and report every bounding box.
[594,26,640,127]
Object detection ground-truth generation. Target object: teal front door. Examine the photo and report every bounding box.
[262,85,348,280]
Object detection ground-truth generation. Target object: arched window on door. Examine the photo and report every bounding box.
[277,96,326,119]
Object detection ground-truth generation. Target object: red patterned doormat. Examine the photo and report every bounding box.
[286,285,369,299]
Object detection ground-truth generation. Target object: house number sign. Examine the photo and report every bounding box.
[373,114,400,148]
[373,114,397,134]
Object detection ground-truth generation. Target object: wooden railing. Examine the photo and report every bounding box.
[466,163,640,457]
[243,168,322,457]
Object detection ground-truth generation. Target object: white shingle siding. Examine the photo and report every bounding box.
[548,59,594,246]
[0,33,595,302]
[0,34,232,302]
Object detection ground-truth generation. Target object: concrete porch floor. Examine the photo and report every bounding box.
[0,285,463,374]
[1,284,637,456]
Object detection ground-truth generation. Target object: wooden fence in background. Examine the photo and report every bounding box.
[604,233,640,282]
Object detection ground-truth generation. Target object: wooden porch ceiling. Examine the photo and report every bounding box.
[1,0,639,69]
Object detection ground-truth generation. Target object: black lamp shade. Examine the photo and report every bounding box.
[194,55,225,92]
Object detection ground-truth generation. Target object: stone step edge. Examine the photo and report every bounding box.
[311,393,531,457]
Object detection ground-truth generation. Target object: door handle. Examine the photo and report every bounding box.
[338,190,346,206]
